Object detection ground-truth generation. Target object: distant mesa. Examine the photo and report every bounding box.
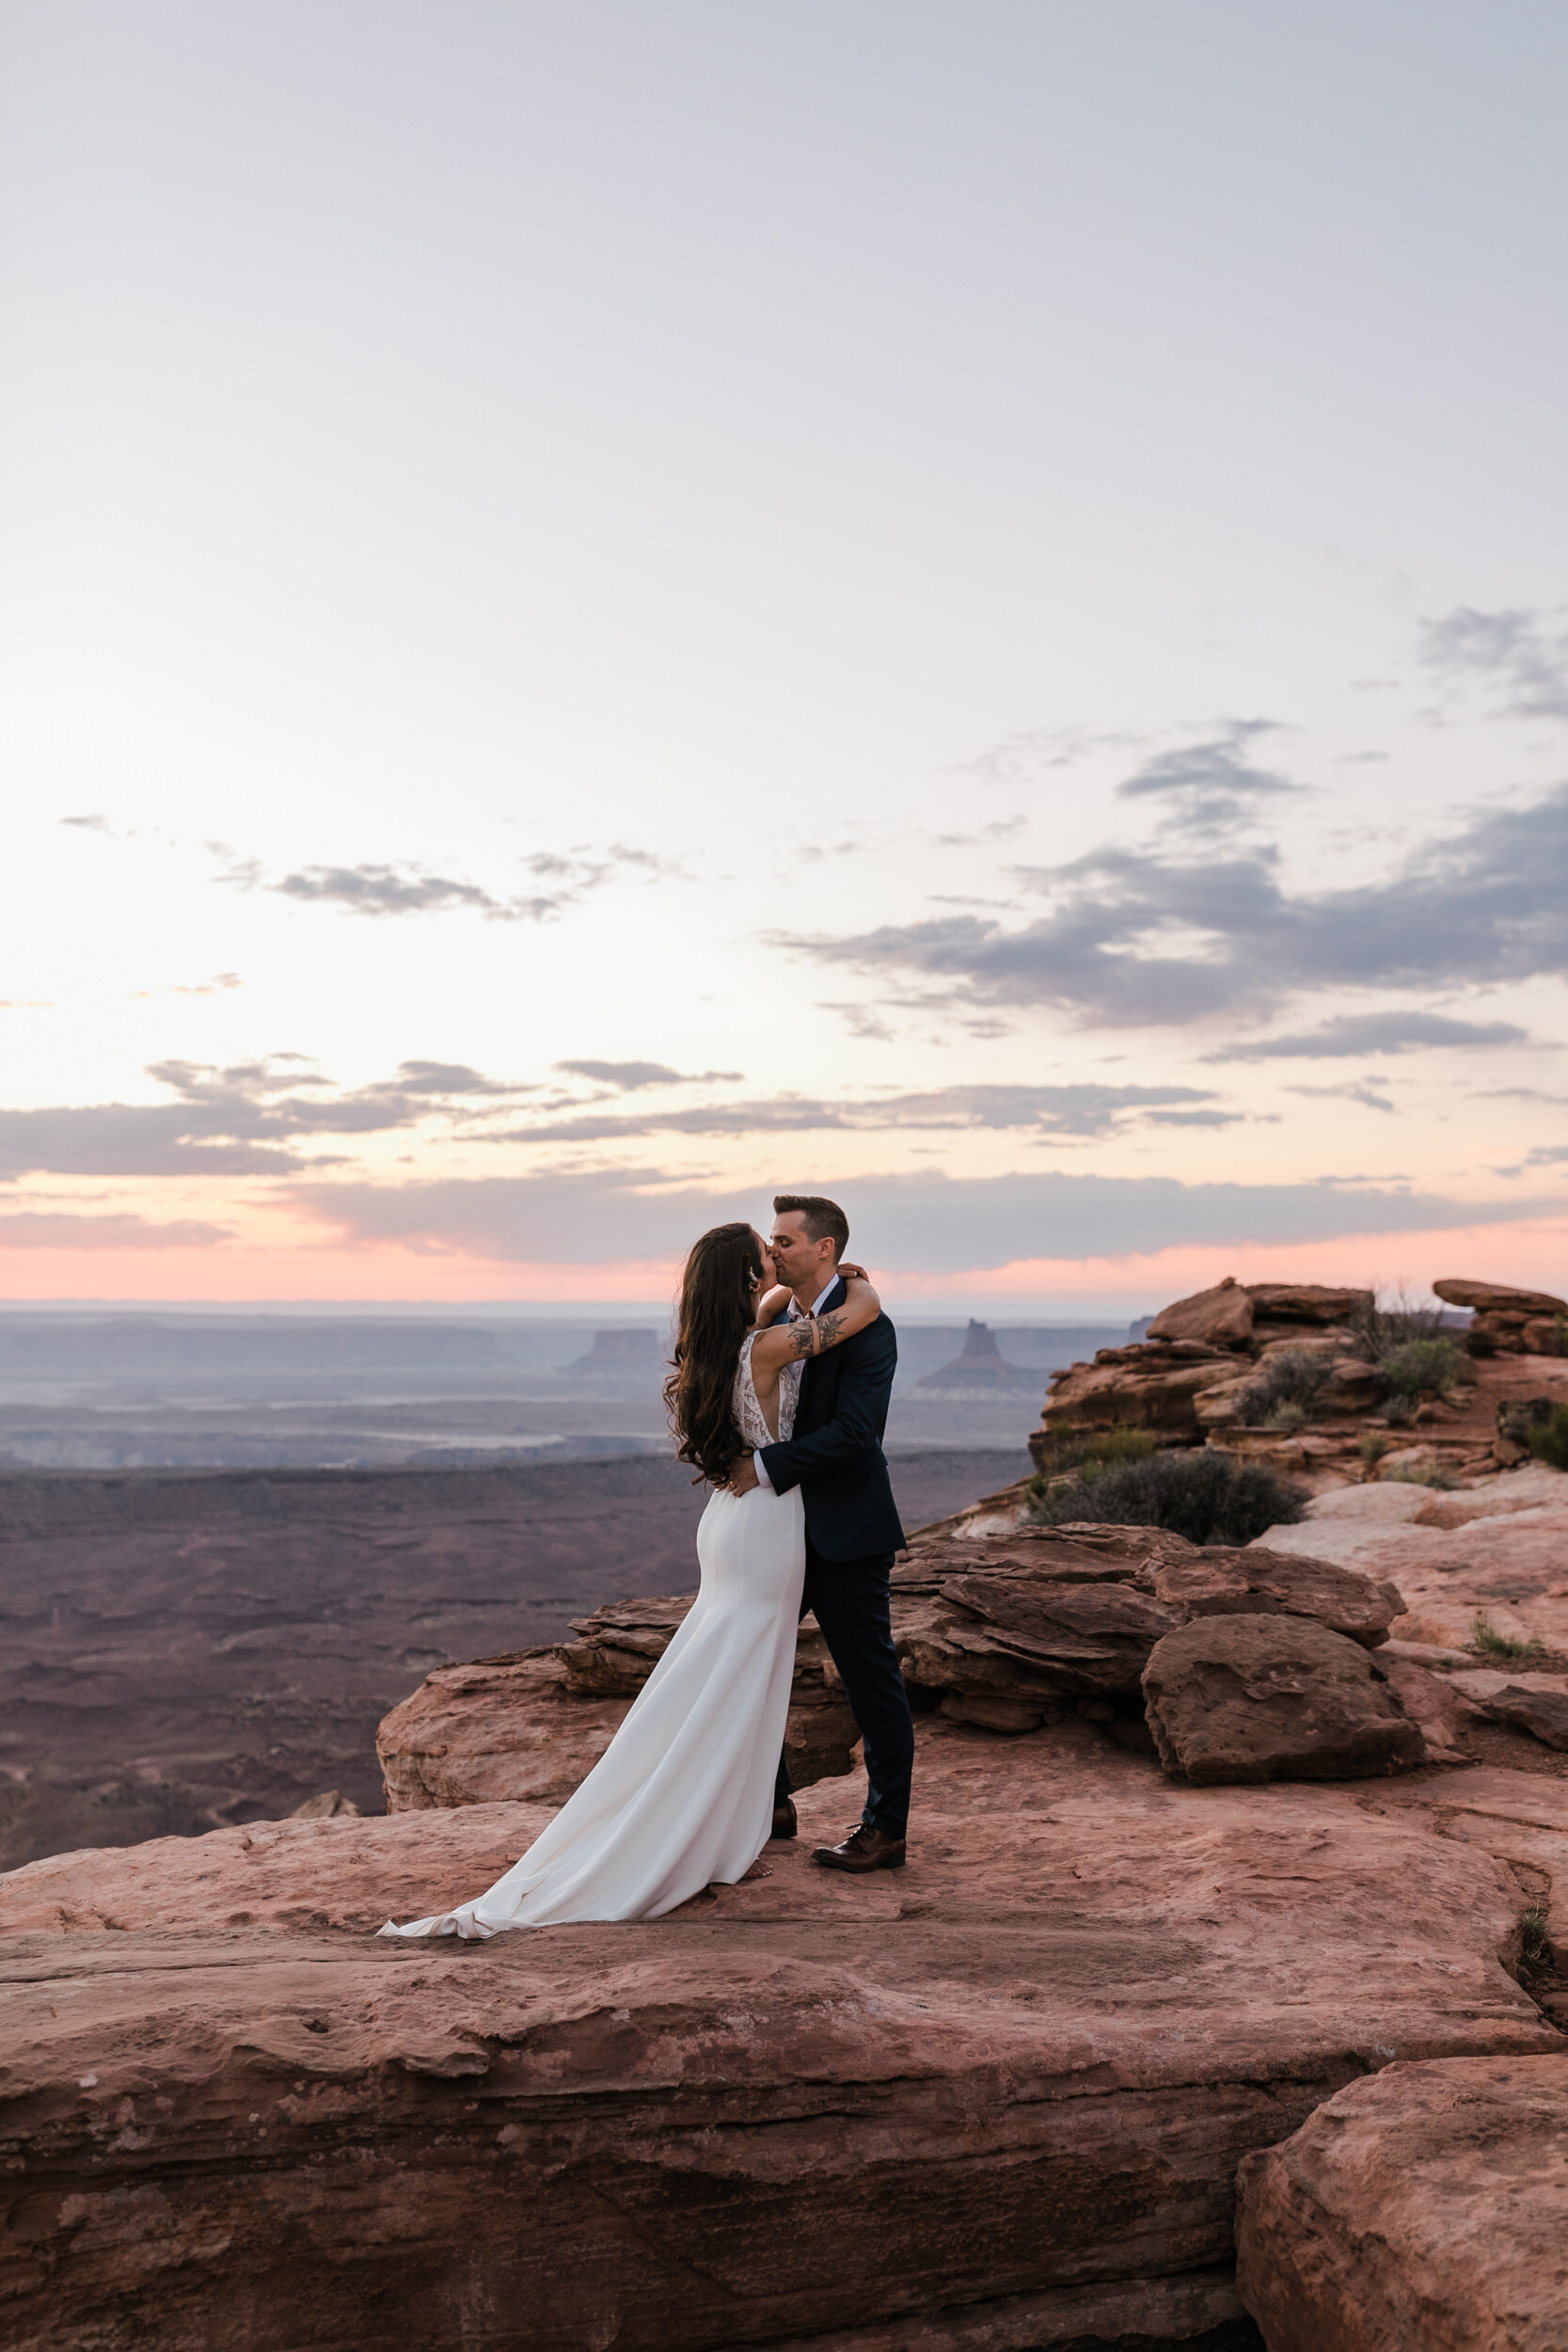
[917,1320,1037,1394]
[556,1328,667,1387]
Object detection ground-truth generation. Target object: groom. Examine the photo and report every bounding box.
[726,1193,913,1873]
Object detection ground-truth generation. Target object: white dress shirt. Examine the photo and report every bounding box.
[752,1275,840,1489]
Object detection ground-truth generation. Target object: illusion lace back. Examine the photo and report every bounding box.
[734,1330,801,1450]
[379,1331,809,1938]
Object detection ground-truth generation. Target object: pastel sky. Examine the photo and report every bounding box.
[2,2,1565,1311]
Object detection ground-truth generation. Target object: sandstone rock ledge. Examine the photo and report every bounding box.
[2,1721,1562,2352]
[1236,2052,1568,2350]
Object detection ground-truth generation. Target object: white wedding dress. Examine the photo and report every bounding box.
[379,1337,806,1937]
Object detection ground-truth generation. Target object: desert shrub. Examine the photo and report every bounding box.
[1525,1402,1568,1472]
[1236,1348,1328,1426]
[1378,1392,1418,1427]
[1357,1430,1390,1466]
[1262,1398,1309,1431]
[1029,1427,1159,1493]
[1520,1905,1551,1968]
[1033,1445,1307,1547]
[1381,1336,1461,1401]
[1471,1611,1545,1660]
[1382,1461,1460,1489]
[1349,1292,1450,1362]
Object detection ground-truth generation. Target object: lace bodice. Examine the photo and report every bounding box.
[734,1331,802,1450]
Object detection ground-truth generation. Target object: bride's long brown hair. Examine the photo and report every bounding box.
[664,1221,764,1485]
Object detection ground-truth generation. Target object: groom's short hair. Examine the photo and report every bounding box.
[774,1194,849,1260]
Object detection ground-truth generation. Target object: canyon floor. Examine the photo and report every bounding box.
[0,1447,1028,1870]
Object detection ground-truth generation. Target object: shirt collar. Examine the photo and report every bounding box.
[787,1275,842,1319]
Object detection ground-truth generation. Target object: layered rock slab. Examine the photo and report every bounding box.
[1235,2053,1568,2351]
[1252,1467,1568,1658]
[1,1722,1558,2352]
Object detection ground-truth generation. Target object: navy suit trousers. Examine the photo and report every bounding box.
[775,1537,914,1839]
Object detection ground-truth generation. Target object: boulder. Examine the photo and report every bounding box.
[1484,1684,1568,1750]
[1373,1660,1484,1765]
[894,1521,1191,1593]
[1236,2054,1568,2351]
[1148,1546,1402,1647]
[1146,1277,1255,1349]
[1497,1394,1562,1451]
[934,1574,1181,1698]
[1433,1277,1567,1318]
[1243,1283,1373,1327]
[1466,1311,1529,1355]
[1253,1331,1354,1363]
[558,1595,694,1693]
[1321,1359,1384,1412]
[1142,1616,1425,1785]
[377,1648,630,1810]
[1524,1316,1568,1356]
[2,1719,1559,2351]
[1194,1380,1253,1429]
[1037,1355,1241,1440]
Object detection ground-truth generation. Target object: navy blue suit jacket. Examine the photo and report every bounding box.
[758,1279,905,1561]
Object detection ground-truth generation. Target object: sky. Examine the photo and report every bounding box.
[1,1,1565,1313]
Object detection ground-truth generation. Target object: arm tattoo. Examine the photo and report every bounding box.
[789,1323,816,1359]
[815,1311,844,1348]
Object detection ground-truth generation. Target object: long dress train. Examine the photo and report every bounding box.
[378,1338,805,1936]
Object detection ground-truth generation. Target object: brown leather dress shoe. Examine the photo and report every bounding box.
[813,1823,906,1873]
[770,1798,798,1840]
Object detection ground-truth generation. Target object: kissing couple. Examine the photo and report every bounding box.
[381,1194,913,1938]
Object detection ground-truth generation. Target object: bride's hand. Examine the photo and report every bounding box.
[837,1262,869,1283]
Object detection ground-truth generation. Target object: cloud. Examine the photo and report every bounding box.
[0,1104,296,1179]
[226,842,685,923]
[1210,1010,1532,1060]
[1287,1082,1397,1115]
[778,782,1568,1027]
[818,1001,896,1041]
[953,726,1137,790]
[1114,721,1303,833]
[59,814,113,834]
[930,817,1029,849]
[296,1167,1561,1273]
[270,864,564,921]
[1419,607,1568,722]
[0,1058,532,1177]
[553,1060,745,1090]
[0,1213,231,1249]
[499,1081,1226,1146]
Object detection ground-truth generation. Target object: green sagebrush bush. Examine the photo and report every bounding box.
[1236,1348,1328,1427]
[1030,1444,1307,1548]
[1526,1402,1568,1473]
[1380,1336,1461,1401]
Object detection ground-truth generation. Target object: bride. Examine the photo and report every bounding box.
[378,1221,882,1936]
